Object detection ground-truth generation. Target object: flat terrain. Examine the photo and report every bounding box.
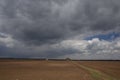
[0,59,120,80]
[78,61,120,80]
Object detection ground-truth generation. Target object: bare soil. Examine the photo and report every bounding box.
[0,60,120,80]
[78,61,120,79]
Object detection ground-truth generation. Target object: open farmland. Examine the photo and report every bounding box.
[0,59,120,80]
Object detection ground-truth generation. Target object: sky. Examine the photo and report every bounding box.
[0,0,120,59]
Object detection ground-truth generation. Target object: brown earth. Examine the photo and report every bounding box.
[0,60,93,80]
[0,60,120,80]
[78,61,120,79]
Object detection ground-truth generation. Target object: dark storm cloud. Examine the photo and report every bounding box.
[70,0,120,31]
[0,0,120,45]
[0,0,120,59]
[0,0,69,45]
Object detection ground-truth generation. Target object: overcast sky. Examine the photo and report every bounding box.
[0,0,120,59]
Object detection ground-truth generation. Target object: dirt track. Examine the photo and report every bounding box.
[0,60,120,80]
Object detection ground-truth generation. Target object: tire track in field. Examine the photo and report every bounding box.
[70,61,118,80]
[67,61,93,80]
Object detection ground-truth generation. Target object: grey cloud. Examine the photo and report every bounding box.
[0,0,120,59]
[57,38,120,59]
[0,0,69,45]
[0,0,120,45]
[70,0,120,31]
[0,35,120,59]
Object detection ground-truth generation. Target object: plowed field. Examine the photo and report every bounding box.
[0,60,120,80]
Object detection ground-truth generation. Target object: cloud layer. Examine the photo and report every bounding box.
[0,0,120,59]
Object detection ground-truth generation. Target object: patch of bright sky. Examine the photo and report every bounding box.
[85,32,120,41]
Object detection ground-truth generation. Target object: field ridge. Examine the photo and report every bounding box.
[71,61,118,80]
